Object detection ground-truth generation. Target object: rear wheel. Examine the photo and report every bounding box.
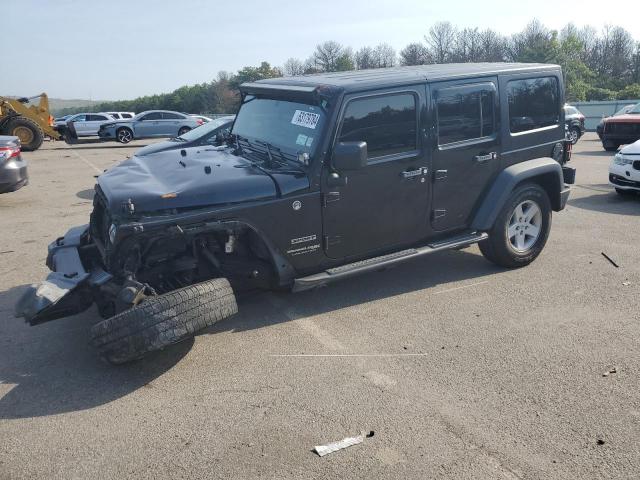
[116,127,133,144]
[178,126,191,136]
[479,183,551,268]
[603,141,619,152]
[89,278,238,364]
[5,117,44,151]
[568,127,580,145]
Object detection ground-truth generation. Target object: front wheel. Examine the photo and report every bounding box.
[89,278,238,364]
[116,127,133,144]
[479,183,552,268]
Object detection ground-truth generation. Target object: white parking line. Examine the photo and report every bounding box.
[269,353,430,358]
[69,149,103,174]
[433,281,488,295]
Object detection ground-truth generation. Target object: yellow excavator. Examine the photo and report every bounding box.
[0,93,61,151]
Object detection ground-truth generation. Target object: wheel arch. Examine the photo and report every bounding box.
[472,158,564,231]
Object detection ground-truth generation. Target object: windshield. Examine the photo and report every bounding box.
[565,106,579,115]
[232,97,326,161]
[178,117,232,141]
[629,103,640,114]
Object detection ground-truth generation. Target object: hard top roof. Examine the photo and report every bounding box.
[245,63,560,95]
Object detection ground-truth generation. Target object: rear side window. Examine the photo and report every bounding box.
[87,114,108,121]
[121,113,133,118]
[338,93,417,160]
[436,86,495,146]
[140,112,162,121]
[508,77,559,133]
[162,112,184,120]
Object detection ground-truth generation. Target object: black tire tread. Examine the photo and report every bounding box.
[479,183,551,269]
[89,278,237,364]
[6,117,44,151]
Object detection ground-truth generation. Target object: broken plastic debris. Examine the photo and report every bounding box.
[622,281,631,286]
[602,367,617,377]
[314,431,374,457]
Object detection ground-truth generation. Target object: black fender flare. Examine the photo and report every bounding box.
[471,158,565,231]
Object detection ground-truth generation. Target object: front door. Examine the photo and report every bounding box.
[430,78,500,232]
[135,112,163,137]
[322,88,430,260]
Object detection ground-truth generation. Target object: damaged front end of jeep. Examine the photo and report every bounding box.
[16,183,281,326]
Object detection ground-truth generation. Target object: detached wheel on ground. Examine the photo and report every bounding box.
[178,126,191,136]
[116,127,133,144]
[89,278,238,364]
[5,117,44,151]
[479,183,552,268]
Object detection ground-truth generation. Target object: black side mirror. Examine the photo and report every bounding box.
[333,141,367,170]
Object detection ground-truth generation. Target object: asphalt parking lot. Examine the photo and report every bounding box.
[1,133,639,479]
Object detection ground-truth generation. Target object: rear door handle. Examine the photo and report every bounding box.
[474,152,497,163]
[401,167,428,178]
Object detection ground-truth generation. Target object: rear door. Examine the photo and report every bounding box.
[322,87,430,259]
[161,112,184,135]
[430,78,500,232]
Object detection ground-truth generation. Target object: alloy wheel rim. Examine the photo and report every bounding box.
[506,200,542,252]
[569,130,578,143]
[118,130,132,142]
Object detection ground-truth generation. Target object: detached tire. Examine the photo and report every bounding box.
[89,278,238,364]
[6,117,44,151]
[479,183,551,268]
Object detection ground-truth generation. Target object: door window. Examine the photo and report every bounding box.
[436,86,495,146]
[338,93,417,160]
[87,114,108,121]
[140,112,162,121]
[507,77,559,133]
[162,112,184,120]
[71,114,86,122]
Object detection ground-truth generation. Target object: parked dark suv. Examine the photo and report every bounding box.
[16,63,574,364]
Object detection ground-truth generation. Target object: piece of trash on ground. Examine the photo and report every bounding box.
[622,281,631,286]
[314,431,374,457]
[601,252,619,268]
[602,367,617,377]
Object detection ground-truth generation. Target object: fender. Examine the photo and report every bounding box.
[472,158,568,231]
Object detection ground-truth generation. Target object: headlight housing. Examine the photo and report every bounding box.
[108,224,117,244]
[613,153,632,165]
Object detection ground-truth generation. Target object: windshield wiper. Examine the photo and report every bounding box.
[254,140,306,172]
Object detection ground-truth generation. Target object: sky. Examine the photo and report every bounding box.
[4,0,640,100]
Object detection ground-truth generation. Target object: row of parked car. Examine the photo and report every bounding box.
[1,113,235,195]
[53,111,218,142]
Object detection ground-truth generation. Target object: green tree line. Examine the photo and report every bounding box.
[60,19,640,116]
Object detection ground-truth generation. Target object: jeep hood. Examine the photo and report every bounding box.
[97,148,305,215]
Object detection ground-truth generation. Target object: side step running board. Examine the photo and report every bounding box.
[293,231,488,292]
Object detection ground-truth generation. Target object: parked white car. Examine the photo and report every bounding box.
[61,112,116,137]
[609,139,640,196]
[107,112,135,120]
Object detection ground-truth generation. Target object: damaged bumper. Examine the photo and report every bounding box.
[15,225,112,325]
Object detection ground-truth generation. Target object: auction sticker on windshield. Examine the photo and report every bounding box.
[291,110,320,129]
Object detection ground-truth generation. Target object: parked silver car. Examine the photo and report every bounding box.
[98,110,201,144]
[61,112,116,137]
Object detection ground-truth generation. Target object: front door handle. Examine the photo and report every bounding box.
[473,152,497,163]
[401,167,428,178]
